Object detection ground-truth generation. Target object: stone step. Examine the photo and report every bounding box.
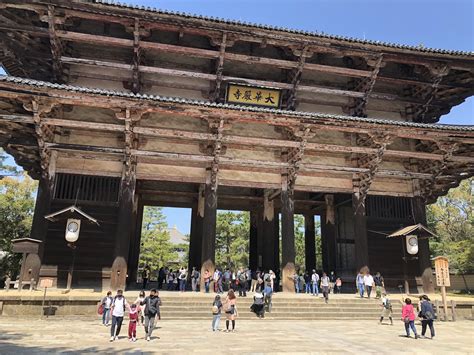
[159,306,389,312]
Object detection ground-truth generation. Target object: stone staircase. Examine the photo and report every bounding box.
[158,295,402,320]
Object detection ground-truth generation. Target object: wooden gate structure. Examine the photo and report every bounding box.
[0,1,473,292]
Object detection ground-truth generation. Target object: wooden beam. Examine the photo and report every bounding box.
[46,6,63,83]
[286,47,308,110]
[210,33,227,102]
[131,18,141,94]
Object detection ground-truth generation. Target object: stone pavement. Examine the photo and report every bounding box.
[0,316,472,354]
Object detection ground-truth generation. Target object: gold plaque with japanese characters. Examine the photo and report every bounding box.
[226,83,281,108]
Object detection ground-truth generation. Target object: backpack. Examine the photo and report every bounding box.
[424,303,435,320]
[239,273,246,282]
[212,305,219,314]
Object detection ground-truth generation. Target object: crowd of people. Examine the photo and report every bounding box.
[99,266,438,341]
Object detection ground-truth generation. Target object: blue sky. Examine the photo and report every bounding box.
[1,0,473,233]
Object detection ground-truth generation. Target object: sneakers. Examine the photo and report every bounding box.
[129,338,133,342]
[109,336,114,342]
[133,337,137,342]
[147,336,151,342]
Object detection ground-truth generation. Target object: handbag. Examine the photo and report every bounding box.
[98,303,104,315]
[403,316,410,323]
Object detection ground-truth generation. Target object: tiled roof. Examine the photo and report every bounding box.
[87,0,473,57]
[1,75,473,132]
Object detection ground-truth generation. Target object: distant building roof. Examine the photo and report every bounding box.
[168,226,186,245]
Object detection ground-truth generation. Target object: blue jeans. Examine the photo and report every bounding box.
[305,282,311,294]
[294,282,300,293]
[405,320,417,336]
[358,283,365,297]
[110,316,123,337]
[179,279,186,291]
[312,283,319,295]
[102,307,110,325]
[205,280,210,293]
[212,314,221,331]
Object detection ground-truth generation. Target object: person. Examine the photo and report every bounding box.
[191,267,200,292]
[402,298,419,339]
[356,271,365,298]
[213,268,223,293]
[250,269,258,293]
[256,275,264,293]
[110,289,128,342]
[203,269,211,293]
[304,271,311,294]
[167,269,175,290]
[320,272,330,303]
[140,288,162,341]
[101,291,113,326]
[158,267,165,290]
[311,270,319,296]
[128,303,139,342]
[263,276,273,313]
[374,272,385,299]
[293,272,300,293]
[364,272,375,299]
[224,289,237,332]
[211,294,223,331]
[223,268,231,291]
[238,268,247,297]
[335,277,342,294]
[134,290,146,325]
[178,266,187,292]
[379,293,393,325]
[250,292,265,318]
[329,271,336,294]
[142,265,151,290]
[246,267,252,292]
[419,295,435,339]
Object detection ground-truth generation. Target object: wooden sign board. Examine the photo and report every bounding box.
[226,83,281,108]
[40,278,54,288]
[433,256,450,287]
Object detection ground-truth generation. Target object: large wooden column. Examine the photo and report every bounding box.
[321,195,337,273]
[304,214,316,272]
[126,199,143,288]
[413,196,434,293]
[188,200,204,272]
[110,173,136,291]
[352,191,369,272]
[200,183,217,291]
[249,210,259,271]
[273,212,280,274]
[280,179,295,292]
[262,191,276,272]
[28,173,54,285]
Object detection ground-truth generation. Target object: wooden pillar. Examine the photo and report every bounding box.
[249,210,259,271]
[188,203,204,272]
[110,173,136,291]
[126,199,143,288]
[273,212,280,274]
[200,183,217,291]
[281,184,295,292]
[413,196,434,293]
[352,192,369,272]
[304,214,316,272]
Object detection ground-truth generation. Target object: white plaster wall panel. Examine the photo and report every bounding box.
[62,106,117,124]
[140,113,207,131]
[59,132,123,148]
[224,147,279,161]
[56,157,122,175]
[371,178,413,194]
[296,175,352,189]
[137,163,206,179]
[227,122,284,139]
[140,139,201,155]
[302,154,348,166]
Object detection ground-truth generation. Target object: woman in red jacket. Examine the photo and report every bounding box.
[401,298,419,339]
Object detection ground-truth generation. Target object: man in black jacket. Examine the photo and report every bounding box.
[140,289,162,341]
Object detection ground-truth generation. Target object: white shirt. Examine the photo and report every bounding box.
[320,276,330,287]
[112,296,128,317]
[364,274,374,286]
[213,270,220,281]
[311,273,319,283]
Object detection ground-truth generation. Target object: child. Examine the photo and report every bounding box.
[335,278,342,294]
[135,291,146,325]
[211,294,223,331]
[128,304,138,342]
[379,293,393,325]
[101,291,113,326]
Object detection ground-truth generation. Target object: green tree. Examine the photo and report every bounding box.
[0,149,19,178]
[0,174,37,282]
[427,178,473,274]
[215,211,249,269]
[139,206,177,272]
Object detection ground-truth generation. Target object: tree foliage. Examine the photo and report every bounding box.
[215,211,249,269]
[138,206,177,271]
[427,178,473,274]
[0,174,37,281]
[0,148,19,178]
